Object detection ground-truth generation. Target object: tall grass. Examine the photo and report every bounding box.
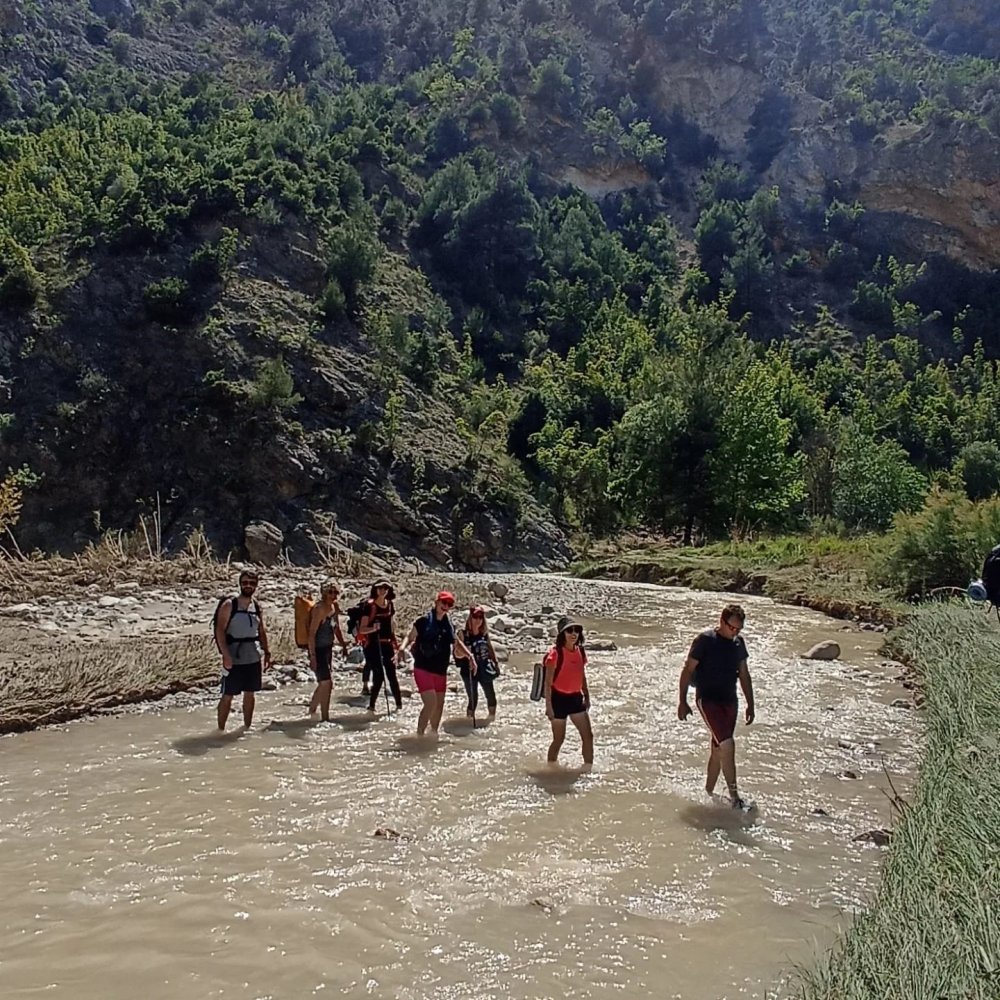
[792,602,1000,1000]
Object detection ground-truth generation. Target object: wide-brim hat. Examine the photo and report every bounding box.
[557,617,582,635]
[370,579,396,599]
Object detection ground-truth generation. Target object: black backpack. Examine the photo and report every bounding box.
[416,611,453,659]
[345,598,371,640]
[212,596,260,651]
[982,544,1000,606]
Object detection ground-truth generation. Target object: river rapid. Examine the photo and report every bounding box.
[0,577,919,1000]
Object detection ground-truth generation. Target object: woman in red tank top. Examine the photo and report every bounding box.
[542,618,593,767]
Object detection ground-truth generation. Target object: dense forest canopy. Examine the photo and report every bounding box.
[1,0,999,561]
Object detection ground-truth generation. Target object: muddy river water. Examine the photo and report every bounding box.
[0,579,919,999]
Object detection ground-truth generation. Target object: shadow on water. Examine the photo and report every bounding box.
[677,801,759,845]
[335,694,368,708]
[440,715,493,736]
[328,711,378,732]
[392,733,443,757]
[171,729,245,756]
[527,763,591,796]
[263,718,322,740]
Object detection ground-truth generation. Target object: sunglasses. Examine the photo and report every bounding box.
[724,619,743,631]
[564,626,582,635]
[376,584,390,590]
[439,600,454,609]
[471,611,484,619]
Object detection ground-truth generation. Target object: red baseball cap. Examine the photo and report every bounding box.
[436,591,455,604]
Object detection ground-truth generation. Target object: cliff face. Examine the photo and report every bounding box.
[637,42,1000,271]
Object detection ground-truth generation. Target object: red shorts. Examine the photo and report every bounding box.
[413,668,447,694]
[696,698,738,747]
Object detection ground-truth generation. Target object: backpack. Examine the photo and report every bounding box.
[212,596,261,651]
[981,544,1000,606]
[530,645,587,702]
[294,593,314,650]
[416,611,453,660]
[346,597,375,640]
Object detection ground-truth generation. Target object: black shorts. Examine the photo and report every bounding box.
[314,645,333,682]
[220,661,262,695]
[551,689,587,720]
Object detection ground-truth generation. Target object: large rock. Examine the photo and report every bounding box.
[487,580,509,600]
[804,640,841,661]
[244,520,283,565]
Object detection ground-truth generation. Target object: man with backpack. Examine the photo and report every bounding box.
[214,570,272,731]
[403,591,476,736]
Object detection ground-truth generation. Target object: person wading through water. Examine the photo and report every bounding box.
[405,591,476,736]
[677,603,755,809]
[358,580,402,715]
[455,605,501,724]
[214,569,272,731]
[307,578,350,721]
[542,617,594,767]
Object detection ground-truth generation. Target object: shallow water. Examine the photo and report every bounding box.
[0,579,919,999]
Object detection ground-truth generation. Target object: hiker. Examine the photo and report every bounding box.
[214,569,272,731]
[307,578,350,721]
[455,605,500,722]
[678,603,755,809]
[542,617,594,767]
[404,591,476,736]
[358,580,402,714]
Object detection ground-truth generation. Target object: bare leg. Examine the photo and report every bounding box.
[309,685,320,714]
[242,692,255,728]
[429,691,446,732]
[217,694,233,731]
[718,738,739,799]
[317,680,332,721]
[547,717,567,763]
[706,742,721,794]
[569,711,594,765]
[418,690,436,734]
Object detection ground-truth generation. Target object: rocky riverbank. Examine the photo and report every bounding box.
[0,564,630,734]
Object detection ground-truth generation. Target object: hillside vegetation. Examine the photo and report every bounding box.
[1,0,999,574]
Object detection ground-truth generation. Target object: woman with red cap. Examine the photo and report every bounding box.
[542,618,594,767]
[456,606,501,723]
[404,591,475,736]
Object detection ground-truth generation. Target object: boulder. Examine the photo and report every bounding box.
[853,828,892,847]
[804,640,841,661]
[244,520,283,565]
[487,580,509,600]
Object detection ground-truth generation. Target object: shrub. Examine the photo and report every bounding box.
[875,490,1000,596]
[957,441,1000,501]
[833,433,927,531]
[143,277,196,324]
[0,264,41,309]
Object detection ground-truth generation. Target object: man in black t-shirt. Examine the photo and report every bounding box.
[678,604,755,809]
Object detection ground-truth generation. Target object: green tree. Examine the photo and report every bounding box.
[708,363,805,532]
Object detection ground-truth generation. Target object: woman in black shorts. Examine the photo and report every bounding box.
[308,579,348,721]
[542,618,593,766]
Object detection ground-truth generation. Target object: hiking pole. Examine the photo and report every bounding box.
[381,641,391,720]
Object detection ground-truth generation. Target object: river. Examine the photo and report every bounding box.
[0,579,919,999]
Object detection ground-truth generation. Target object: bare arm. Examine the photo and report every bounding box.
[678,656,698,719]
[307,604,324,663]
[216,601,233,669]
[453,636,476,672]
[543,656,556,719]
[738,660,754,723]
[257,606,272,668]
[404,624,417,651]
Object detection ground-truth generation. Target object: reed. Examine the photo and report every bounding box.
[790,602,1000,1000]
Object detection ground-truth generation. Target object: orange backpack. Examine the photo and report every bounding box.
[294,593,315,650]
